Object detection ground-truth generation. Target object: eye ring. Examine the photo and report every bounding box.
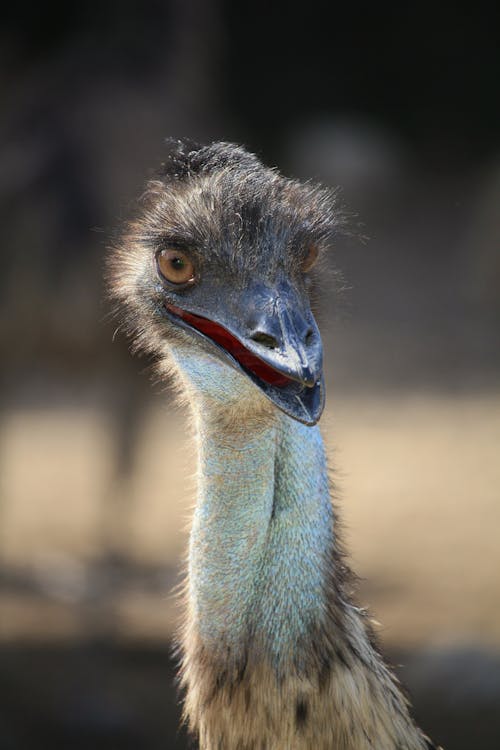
[302,244,319,273]
[156,247,197,287]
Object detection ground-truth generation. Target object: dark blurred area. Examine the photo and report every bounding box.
[1,2,499,748]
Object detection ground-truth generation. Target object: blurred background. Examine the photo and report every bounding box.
[1,1,499,747]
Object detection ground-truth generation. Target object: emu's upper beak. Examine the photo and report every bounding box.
[163,280,325,426]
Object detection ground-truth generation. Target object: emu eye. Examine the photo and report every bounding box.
[157,248,196,286]
[302,244,319,273]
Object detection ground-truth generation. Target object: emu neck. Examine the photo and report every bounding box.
[189,405,332,666]
[177,369,430,749]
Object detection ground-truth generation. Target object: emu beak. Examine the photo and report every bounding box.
[163,281,325,426]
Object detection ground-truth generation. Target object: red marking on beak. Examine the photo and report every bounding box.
[166,304,291,387]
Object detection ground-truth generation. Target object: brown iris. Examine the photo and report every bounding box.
[157,248,196,286]
[302,244,319,272]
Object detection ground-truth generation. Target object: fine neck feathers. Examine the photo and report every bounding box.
[175,359,432,750]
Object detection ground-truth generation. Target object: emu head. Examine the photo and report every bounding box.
[109,140,341,425]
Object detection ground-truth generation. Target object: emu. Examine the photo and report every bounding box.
[109,140,439,749]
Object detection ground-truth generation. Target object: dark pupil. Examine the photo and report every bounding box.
[171,256,184,270]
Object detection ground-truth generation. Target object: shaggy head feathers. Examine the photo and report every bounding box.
[107,139,343,358]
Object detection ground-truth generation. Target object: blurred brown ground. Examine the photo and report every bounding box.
[2,391,499,649]
[1,385,499,749]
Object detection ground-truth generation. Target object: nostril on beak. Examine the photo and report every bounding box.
[305,328,314,346]
[251,331,279,350]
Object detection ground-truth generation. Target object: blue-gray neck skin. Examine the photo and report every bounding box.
[169,348,433,750]
[170,347,333,669]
